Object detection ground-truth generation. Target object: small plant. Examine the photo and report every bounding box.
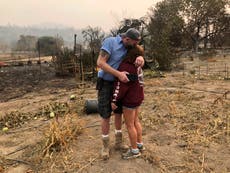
[42,113,83,156]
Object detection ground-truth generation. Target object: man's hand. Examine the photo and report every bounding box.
[134,56,145,67]
[118,71,129,83]
[97,50,129,82]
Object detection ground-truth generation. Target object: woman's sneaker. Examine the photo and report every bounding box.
[122,149,141,160]
[137,145,145,152]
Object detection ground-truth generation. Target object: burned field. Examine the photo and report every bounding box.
[0,63,230,173]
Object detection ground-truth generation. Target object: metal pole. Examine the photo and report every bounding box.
[74,34,77,55]
[79,45,82,80]
[74,34,77,79]
[79,45,84,81]
[38,40,41,80]
[92,48,95,78]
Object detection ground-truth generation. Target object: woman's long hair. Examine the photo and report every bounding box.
[123,45,144,63]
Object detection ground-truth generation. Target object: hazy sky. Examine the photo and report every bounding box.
[0,0,161,31]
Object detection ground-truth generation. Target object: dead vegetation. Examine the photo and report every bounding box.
[140,77,230,172]
[42,113,84,156]
[0,101,70,130]
[0,61,230,172]
[0,101,84,172]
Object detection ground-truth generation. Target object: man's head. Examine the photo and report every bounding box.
[122,28,141,49]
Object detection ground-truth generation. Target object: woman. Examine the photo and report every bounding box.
[111,44,145,159]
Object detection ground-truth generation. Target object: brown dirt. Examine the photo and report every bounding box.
[0,64,230,173]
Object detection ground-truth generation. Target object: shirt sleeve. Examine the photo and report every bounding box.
[138,67,144,86]
[112,80,129,104]
[101,37,113,55]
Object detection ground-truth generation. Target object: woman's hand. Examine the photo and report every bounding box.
[111,102,118,111]
[135,56,145,67]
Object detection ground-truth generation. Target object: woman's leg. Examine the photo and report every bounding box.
[123,108,137,149]
[134,107,143,144]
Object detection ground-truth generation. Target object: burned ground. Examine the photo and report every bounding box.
[0,62,230,173]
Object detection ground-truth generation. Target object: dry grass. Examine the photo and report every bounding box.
[141,81,230,172]
[42,113,84,157]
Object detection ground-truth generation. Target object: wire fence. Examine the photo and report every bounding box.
[182,59,230,80]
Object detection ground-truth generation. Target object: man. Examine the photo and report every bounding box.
[96,28,144,159]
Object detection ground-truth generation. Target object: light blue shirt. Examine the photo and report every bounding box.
[98,35,127,81]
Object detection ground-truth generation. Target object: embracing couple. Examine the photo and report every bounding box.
[96,28,145,160]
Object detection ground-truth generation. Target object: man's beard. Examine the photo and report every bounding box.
[125,45,134,49]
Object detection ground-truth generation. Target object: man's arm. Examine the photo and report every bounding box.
[97,50,129,82]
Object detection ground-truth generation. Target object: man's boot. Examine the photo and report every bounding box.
[114,132,129,152]
[101,136,110,160]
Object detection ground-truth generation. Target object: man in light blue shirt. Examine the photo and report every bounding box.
[98,34,127,81]
[96,28,144,159]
